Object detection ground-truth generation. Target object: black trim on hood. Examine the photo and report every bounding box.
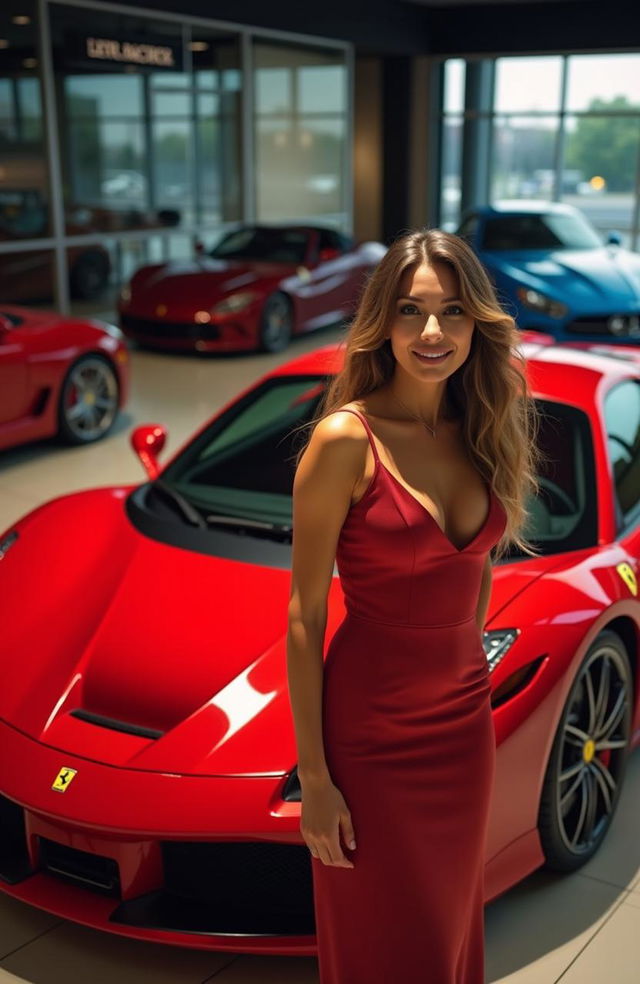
[125,483,293,570]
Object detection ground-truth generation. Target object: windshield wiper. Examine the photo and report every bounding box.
[150,480,207,528]
[205,513,292,542]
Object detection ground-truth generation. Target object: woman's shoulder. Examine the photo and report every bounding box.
[313,403,370,443]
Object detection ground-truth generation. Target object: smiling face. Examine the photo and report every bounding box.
[386,261,476,380]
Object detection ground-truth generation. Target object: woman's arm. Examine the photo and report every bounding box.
[475,551,493,632]
[287,412,367,786]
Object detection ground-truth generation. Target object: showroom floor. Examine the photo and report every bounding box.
[0,323,639,983]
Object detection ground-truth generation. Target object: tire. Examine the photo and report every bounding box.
[258,292,293,353]
[538,629,633,872]
[69,250,110,300]
[57,354,120,445]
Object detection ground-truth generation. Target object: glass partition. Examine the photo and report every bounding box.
[253,42,348,229]
[0,1,51,246]
[49,4,242,240]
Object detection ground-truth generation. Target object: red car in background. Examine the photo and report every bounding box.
[118,224,386,353]
[0,305,130,451]
[0,334,638,954]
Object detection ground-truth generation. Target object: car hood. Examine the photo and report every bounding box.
[130,259,296,306]
[485,247,640,308]
[0,488,346,777]
[0,489,555,777]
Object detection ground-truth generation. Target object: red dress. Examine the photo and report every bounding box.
[311,408,508,984]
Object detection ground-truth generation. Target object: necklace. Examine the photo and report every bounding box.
[390,390,439,438]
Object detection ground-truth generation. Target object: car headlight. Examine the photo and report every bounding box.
[212,291,258,315]
[119,285,132,304]
[482,628,520,672]
[516,287,568,319]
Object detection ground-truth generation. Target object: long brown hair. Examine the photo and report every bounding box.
[298,228,544,559]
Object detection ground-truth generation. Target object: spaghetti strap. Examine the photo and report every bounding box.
[329,407,381,464]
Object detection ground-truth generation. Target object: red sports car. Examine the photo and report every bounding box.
[0,334,638,955]
[0,305,130,451]
[118,224,387,353]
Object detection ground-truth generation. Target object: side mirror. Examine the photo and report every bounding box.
[607,230,623,246]
[131,424,167,479]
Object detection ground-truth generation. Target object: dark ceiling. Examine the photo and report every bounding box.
[405,0,584,5]
[101,0,639,57]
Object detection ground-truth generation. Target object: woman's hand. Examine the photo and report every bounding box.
[300,775,357,868]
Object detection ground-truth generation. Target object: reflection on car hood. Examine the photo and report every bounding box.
[485,247,640,306]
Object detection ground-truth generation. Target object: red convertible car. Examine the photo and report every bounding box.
[118,224,387,353]
[0,305,130,452]
[0,334,639,955]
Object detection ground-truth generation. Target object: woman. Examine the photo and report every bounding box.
[286,228,541,983]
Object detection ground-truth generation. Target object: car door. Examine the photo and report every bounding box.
[0,312,29,428]
[293,230,358,331]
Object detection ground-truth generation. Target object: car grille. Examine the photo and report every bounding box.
[566,314,640,337]
[0,789,315,937]
[39,837,122,897]
[0,793,33,883]
[120,314,220,341]
[112,840,315,936]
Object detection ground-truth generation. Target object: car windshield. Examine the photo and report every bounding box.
[148,380,597,559]
[210,227,310,264]
[481,212,602,251]
[159,376,327,529]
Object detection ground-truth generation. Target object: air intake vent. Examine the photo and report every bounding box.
[70,709,163,739]
[0,794,33,883]
[39,837,121,897]
[112,841,315,936]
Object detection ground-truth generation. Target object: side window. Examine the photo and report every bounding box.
[523,400,597,554]
[604,379,640,524]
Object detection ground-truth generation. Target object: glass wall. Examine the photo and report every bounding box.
[440,52,640,250]
[0,0,55,304]
[49,2,242,266]
[254,42,348,229]
[439,60,464,229]
[0,1,351,314]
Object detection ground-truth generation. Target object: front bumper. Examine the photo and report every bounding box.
[0,720,315,954]
[520,309,640,344]
[119,311,260,353]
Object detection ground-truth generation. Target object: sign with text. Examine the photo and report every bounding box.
[61,33,184,72]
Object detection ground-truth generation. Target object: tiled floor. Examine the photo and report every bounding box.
[1,324,639,982]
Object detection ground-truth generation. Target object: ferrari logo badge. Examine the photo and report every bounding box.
[51,767,77,793]
[616,562,637,596]
[155,303,167,316]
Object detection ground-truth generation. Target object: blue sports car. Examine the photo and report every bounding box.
[457,201,640,343]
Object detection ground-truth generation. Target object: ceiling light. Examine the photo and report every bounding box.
[189,41,209,52]
[12,15,31,25]
[0,39,9,48]
[22,57,37,68]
